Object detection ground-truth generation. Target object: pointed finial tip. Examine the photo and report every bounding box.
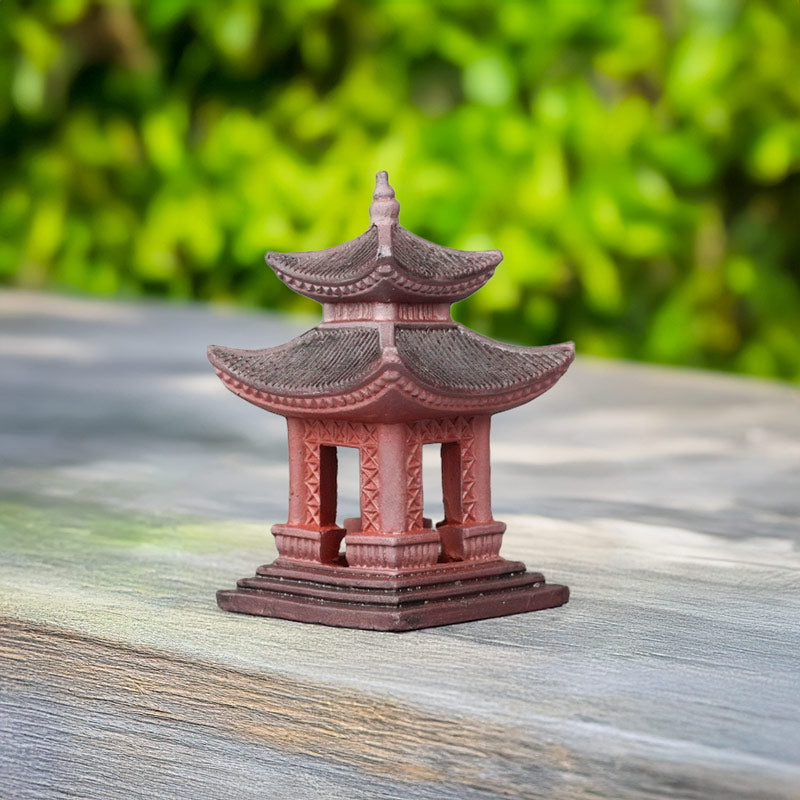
[370,170,399,224]
[373,170,394,198]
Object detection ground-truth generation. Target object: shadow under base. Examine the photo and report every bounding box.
[217,558,569,632]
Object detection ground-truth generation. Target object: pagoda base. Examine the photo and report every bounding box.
[216,559,569,632]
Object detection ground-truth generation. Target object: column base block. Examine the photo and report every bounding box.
[217,559,568,632]
[271,524,345,564]
[345,529,441,570]
[438,520,507,561]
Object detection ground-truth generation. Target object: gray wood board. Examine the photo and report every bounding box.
[1,290,799,799]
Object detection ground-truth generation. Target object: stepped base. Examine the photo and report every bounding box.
[217,558,569,631]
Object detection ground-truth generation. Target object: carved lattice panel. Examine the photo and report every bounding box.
[301,434,322,526]
[405,417,478,527]
[459,425,477,524]
[301,419,380,531]
[358,429,381,532]
[404,437,424,530]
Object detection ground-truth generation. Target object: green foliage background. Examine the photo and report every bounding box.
[2,0,799,380]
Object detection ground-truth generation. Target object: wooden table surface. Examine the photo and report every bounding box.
[1,290,799,800]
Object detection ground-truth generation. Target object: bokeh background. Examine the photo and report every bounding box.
[1,0,799,381]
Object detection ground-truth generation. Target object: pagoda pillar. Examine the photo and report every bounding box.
[286,416,306,526]
[272,417,346,565]
[469,415,493,523]
[345,422,440,570]
[438,415,506,562]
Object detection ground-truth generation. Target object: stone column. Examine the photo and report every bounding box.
[468,415,493,524]
[345,423,439,570]
[374,423,408,532]
[272,418,345,565]
[285,416,307,526]
[439,415,505,562]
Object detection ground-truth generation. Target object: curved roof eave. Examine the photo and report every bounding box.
[265,224,503,299]
[208,324,574,420]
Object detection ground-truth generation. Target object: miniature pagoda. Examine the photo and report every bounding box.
[209,172,574,631]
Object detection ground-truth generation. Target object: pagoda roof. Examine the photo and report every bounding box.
[208,327,382,396]
[208,324,574,422]
[266,172,502,304]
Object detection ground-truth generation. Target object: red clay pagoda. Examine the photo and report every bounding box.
[209,172,574,631]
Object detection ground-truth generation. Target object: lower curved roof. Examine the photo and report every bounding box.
[394,326,574,394]
[208,323,574,418]
[208,327,381,396]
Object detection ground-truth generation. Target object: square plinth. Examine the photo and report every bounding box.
[216,559,569,632]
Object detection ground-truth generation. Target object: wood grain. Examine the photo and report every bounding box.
[1,290,799,799]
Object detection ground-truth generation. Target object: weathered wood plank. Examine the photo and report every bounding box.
[1,290,799,799]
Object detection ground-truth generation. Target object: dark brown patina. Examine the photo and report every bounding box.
[209,172,573,630]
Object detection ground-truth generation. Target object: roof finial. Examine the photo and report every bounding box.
[369,170,400,226]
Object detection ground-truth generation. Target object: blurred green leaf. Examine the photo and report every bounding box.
[463,55,514,107]
[747,123,799,183]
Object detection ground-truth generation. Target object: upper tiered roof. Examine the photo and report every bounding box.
[266,172,503,304]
